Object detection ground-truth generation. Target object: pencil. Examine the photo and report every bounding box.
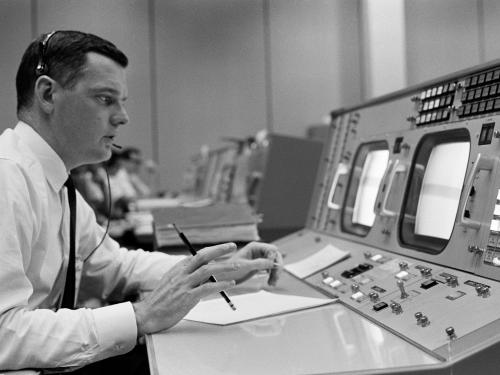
[172,223,237,311]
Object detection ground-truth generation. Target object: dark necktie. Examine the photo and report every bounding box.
[61,176,76,309]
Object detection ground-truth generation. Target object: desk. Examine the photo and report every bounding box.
[146,273,440,375]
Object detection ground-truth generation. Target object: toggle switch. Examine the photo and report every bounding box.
[397,279,409,299]
[399,261,409,271]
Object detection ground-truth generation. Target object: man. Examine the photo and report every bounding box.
[0,30,282,373]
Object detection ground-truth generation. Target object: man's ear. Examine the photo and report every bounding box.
[34,76,58,114]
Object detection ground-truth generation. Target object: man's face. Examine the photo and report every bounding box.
[51,52,128,168]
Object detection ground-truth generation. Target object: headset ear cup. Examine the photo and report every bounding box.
[35,62,46,76]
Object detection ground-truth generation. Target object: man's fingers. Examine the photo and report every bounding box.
[188,261,242,286]
[185,242,237,273]
[268,251,283,286]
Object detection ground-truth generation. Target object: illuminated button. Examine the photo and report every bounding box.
[486,71,494,82]
[431,87,437,97]
[492,257,500,267]
[437,86,443,95]
[479,101,487,113]
[428,100,434,110]
[371,254,383,262]
[471,75,478,86]
[426,89,432,98]
[490,219,500,232]
[486,100,495,111]
[449,82,456,91]
[478,73,486,84]
[483,86,490,97]
[494,69,500,80]
[330,280,343,288]
[350,291,365,302]
[474,88,482,99]
[395,270,410,280]
[322,276,334,284]
[491,84,499,95]
[494,205,500,216]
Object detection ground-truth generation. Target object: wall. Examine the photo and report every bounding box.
[0,0,357,192]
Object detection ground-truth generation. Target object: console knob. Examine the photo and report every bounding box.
[364,251,372,259]
[445,326,456,339]
[420,315,430,327]
[390,302,402,314]
[351,283,360,293]
[399,261,409,271]
[369,292,379,302]
[415,312,423,324]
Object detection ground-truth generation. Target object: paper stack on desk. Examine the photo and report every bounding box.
[153,202,260,247]
[183,290,335,325]
[284,244,350,279]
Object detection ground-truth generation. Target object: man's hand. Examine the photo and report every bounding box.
[220,242,283,286]
[132,242,281,336]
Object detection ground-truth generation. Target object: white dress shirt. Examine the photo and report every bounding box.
[0,122,184,370]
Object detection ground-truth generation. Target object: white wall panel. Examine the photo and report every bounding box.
[269,0,362,136]
[154,0,267,191]
[405,0,481,85]
[0,0,32,132]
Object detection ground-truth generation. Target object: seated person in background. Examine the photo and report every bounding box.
[106,150,136,219]
[122,146,153,198]
[72,163,109,224]
[0,29,283,374]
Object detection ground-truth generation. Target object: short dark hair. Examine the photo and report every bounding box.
[16,30,128,114]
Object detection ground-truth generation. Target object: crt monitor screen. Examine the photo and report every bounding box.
[400,129,470,254]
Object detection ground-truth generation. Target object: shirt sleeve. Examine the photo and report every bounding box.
[0,160,183,370]
[77,195,185,302]
[0,161,136,370]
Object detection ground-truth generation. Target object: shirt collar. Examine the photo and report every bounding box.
[14,121,69,191]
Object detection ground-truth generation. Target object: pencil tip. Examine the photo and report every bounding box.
[230,302,237,311]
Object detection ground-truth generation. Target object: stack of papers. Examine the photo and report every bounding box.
[183,290,335,325]
[284,244,350,279]
[153,202,260,247]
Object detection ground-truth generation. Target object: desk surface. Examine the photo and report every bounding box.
[146,273,440,375]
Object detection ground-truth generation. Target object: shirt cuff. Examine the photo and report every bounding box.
[92,302,137,358]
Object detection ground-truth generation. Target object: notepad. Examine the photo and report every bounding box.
[284,244,350,279]
[183,290,334,325]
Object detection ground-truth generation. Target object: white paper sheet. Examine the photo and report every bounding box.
[183,290,334,325]
[284,244,350,279]
[415,142,469,239]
